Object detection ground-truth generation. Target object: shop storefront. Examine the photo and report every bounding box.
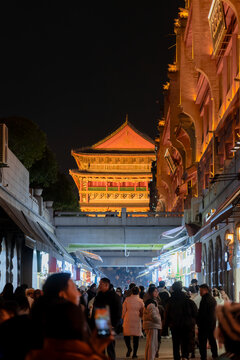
[75,268,96,287]
[179,245,195,286]
[37,251,49,289]
[64,261,74,277]
[156,243,201,287]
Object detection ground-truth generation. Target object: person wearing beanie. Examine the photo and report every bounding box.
[197,284,218,360]
[164,281,198,360]
[143,286,162,360]
[216,302,240,359]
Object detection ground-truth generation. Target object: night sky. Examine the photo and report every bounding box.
[0,1,184,172]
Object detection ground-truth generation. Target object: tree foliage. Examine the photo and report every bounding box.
[42,173,79,211]
[1,116,78,211]
[0,117,46,169]
[30,146,58,188]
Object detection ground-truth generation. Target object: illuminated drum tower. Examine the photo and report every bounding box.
[70,118,155,212]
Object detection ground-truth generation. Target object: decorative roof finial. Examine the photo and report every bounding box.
[125,113,128,124]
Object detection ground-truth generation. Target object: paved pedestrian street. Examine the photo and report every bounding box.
[116,335,170,359]
[115,335,224,360]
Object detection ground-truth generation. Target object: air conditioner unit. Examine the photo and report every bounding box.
[0,124,8,166]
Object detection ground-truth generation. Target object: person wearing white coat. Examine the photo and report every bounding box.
[122,286,144,358]
[143,286,162,360]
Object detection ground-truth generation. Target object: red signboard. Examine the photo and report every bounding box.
[195,242,202,273]
[49,256,57,273]
[76,268,80,281]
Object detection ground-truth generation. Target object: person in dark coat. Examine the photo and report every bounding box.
[197,284,218,360]
[92,278,122,360]
[157,281,170,337]
[26,299,111,360]
[139,286,145,300]
[157,281,170,308]
[1,283,14,301]
[87,284,97,303]
[164,281,198,360]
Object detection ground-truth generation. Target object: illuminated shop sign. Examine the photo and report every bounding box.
[152,269,157,283]
[40,252,49,275]
[80,269,86,281]
[178,245,195,276]
[56,260,62,273]
[64,262,73,276]
[208,0,226,56]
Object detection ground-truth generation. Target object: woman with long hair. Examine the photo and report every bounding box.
[122,286,144,358]
[143,286,162,360]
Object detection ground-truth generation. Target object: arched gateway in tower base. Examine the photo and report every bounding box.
[70,119,156,212]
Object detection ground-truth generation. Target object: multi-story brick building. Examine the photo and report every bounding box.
[156,0,240,299]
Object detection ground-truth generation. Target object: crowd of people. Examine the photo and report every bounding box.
[0,275,237,360]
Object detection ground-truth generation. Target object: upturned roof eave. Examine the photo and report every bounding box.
[92,120,155,148]
[71,148,156,155]
[71,120,155,154]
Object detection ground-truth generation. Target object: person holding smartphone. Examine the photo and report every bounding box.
[92,278,122,360]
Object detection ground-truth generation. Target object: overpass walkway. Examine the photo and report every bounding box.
[54,209,183,267]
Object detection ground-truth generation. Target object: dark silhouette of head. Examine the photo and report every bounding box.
[14,286,26,297]
[45,299,87,341]
[43,273,71,298]
[132,286,139,295]
[159,281,165,288]
[2,283,13,300]
[129,283,136,289]
[172,281,182,292]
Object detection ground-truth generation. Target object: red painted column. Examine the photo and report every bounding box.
[80,178,83,202]
[76,268,80,281]
[86,180,89,203]
[146,181,148,191]
[49,257,56,273]
[195,242,202,273]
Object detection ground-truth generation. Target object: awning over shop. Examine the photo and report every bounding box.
[160,226,185,239]
[77,250,103,262]
[209,187,240,228]
[0,196,72,263]
[160,225,188,251]
[210,204,233,228]
[0,197,45,247]
[72,251,92,271]
[0,198,39,240]
[38,223,74,264]
[161,235,188,250]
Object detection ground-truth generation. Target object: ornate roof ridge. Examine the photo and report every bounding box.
[72,118,155,154]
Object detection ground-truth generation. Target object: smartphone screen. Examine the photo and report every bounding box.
[94,307,111,337]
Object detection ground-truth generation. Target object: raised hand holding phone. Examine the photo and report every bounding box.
[94,306,111,338]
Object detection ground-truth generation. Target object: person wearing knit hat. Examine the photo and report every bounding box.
[216,302,240,359]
